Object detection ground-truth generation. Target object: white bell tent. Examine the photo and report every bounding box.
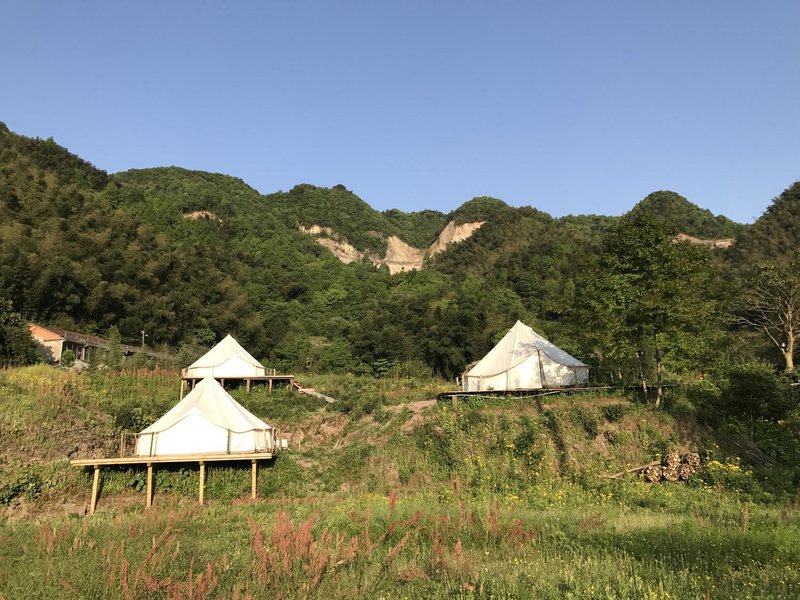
[135,377,274,456]
[182,334,267,379]
[463,321,588,392]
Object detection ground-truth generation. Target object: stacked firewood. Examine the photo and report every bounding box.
[643,452,701,483]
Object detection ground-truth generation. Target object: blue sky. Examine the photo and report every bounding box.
[2,1,799,223]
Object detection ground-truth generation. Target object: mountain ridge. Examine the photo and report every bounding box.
[6,122,797,380]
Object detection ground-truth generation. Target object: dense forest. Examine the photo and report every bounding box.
[2,122,799,391]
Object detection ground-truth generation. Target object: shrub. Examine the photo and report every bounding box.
[0,473,43,505]
[60,349,75,368]
[691,459,764,497]
[601,403,627,422]
[575,407,599,438]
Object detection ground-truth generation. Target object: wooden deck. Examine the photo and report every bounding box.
[437,385,676,404]
[437,386,603,401]
[70,452,276,514]
[71,451,275,467]
[180,374,295,397]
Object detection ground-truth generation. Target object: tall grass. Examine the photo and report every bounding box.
[1,489,798,599]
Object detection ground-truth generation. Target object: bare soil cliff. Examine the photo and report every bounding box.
[299,220,484,272]
[428,221,485,256]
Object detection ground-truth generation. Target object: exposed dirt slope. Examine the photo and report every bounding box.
[299,220,485,272]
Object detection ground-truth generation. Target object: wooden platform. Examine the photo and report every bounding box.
[437,385,676,404]
[71,451,274,467]
[437,386,604,400]
[71,452,276,514]
[180,374,295,397]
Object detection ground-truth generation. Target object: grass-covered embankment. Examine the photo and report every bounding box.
[1,365,799,598]
[1,486,798,599]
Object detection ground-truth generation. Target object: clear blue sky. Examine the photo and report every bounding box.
[3,1,799,223]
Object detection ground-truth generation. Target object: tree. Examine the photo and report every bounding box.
[734,256,800,371]
[106,326,124,370]
[60,349,75,368]
[575,212,719,406]
[0,299,37,366]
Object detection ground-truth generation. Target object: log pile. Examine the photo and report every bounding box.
[644,452,701,483]
[603,452,702,482]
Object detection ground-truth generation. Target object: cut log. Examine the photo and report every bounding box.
[662,453,681,469]
[677,463,694,481]
[681,452,701,469]
[643,465,662,483]
[661,465,679,482]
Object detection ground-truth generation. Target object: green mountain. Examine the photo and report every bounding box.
[628,190,744,239]
[2,123,788,380]
[726,182,800,269]
[0,127,265,351]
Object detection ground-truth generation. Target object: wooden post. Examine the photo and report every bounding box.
[119,432,125,458]
[199,462,205,505]
[179,379,186,400]
[226,430,231,454]
[268,379,273,395]
[90,466,101,515]
[451,394,458,407]
[246,378,251,393]
[251,460,257,500]
[221,378,225,389]
[146,463,153,509]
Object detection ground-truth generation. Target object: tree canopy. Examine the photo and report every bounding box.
[5,123,799,387]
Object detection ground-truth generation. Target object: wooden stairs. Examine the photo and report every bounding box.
[292,381,336,404]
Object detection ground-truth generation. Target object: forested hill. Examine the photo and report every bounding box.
[725,181,800,270]
[112,170,448,257]
[628,190,744,239]
[7,122,799,382]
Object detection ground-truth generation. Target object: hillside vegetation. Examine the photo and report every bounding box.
[628,190,744,239]
[1,366,799,599]
[11,124,799,389]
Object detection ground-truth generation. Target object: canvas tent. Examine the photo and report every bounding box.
[135,377,274,456]
[182,334,267,379]
[462,321,588,392]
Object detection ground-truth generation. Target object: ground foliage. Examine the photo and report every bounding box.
[1,367,800,599]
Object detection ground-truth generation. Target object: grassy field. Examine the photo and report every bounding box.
[1,487,798,599]
[1,366,799,599]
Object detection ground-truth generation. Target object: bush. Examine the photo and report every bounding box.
[60,349,75,368]
[0,473,43,505]
[721,361,792,424]
[691,459,764,497]
[601,403,627,422]
[574,407,599,438]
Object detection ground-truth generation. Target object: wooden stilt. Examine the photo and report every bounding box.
[90,466,101,515]
[269,379,273,395]
[451,394,458,407]
[146,463,153,509]
[199,462,205,505]
[180,379,186,400]
[251,460,257,500]
[246,379,251,393]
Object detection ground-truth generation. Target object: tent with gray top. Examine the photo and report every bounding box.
[462,321,588,391]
